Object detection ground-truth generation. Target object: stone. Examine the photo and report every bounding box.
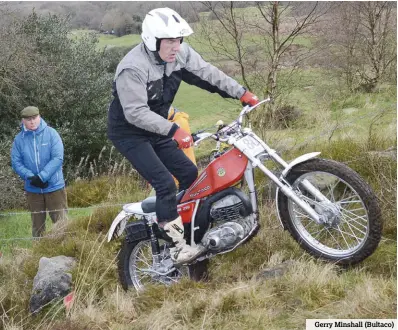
[256,260,295,280]
[29,256,76,314]
[342,107,358,115]
[367,147,397,160]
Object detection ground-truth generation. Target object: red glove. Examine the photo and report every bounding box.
[240,91,259,107]
[173,127,193,149]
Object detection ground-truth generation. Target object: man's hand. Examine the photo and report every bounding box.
[173,127,193,149]
[240,91,259,107]
[28,175,49,189]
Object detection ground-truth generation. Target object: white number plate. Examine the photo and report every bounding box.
[235,135,265,157]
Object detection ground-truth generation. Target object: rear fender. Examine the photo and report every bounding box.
[107,210,130,242]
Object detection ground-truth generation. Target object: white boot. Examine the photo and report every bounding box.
[163,216,204,265]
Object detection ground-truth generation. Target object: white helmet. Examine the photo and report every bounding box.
[141,8,193,51]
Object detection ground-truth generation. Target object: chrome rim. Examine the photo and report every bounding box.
[288,171,369,258]
[129,240,188,291]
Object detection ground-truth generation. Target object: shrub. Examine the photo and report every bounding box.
[67,174,149,208]
[0,139,26,210]
[251,104,302,130]
[105,45,135,74]
[268,104,303,128]
[0,12,113,171]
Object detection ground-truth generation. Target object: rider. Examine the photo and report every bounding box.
[107,7,259,265]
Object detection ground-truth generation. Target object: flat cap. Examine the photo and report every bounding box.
[21,106,40,118]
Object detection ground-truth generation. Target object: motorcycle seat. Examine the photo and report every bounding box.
[141,190,186,213]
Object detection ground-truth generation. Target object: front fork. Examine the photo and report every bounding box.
[243,154,326,225]
[244,162,258,214]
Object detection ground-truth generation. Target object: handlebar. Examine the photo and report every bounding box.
[191,97,271,146]
[237,97,271,125]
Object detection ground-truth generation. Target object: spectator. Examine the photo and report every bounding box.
[11,106,67,237]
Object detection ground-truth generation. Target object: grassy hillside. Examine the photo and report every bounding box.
[97,34,142,49]
[0,134,396,329]
[71,30,142,49]
[1,12,396,330]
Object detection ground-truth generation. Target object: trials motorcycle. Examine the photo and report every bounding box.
[107,99,382,291]
[208,120,230,162]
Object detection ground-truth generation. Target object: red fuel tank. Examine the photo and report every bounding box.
[181,148,248,203]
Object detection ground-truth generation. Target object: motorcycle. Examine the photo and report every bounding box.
[208,120,230,162]
[107,98,382,291]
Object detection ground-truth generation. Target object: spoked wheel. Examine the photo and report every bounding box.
[118,238,188,291]
[278,158,382,265]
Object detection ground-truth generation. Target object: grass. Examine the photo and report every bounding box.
[0,194,396,329]
[0,173,149,256]
[0,132,395,329]
[173,82,242,131]
[0,208,92,255]
[97,34,142,49]
[1,13,396,330]
[70,29,141,49]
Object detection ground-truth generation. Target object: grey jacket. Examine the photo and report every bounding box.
[108,42,245,138]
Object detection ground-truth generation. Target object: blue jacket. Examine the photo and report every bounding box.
[11,118,65,193]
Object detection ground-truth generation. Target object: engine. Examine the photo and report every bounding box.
[201,199,257,252]
[210,195,245,223]
[192,187,254,246]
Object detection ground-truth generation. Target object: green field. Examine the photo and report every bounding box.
[92,30,396,141]
[0,208,93,255]
[97,26,397,142]
[71,29,141,48]
[97,33,142,48]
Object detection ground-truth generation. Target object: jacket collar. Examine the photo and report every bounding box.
[142,43,165,66]
[21,118,47,135]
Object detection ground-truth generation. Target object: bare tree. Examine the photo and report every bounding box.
[196,1,328,126]
[254,2,326,112]
[357,2,396,90]
[197,2,253,90]
[327,2,396,91]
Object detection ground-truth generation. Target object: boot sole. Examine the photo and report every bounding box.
[171,248,206,267]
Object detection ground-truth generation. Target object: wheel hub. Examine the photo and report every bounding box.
[152,256,174,274]
[316,202,341,227]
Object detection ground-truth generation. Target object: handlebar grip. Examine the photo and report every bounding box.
[191,133,200,142]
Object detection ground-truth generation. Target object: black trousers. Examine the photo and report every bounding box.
[110,135,198,222]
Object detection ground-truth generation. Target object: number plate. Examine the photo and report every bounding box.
[235,135,265,157]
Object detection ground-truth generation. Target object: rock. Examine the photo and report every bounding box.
[342,107,358,115]
[367,147,397,160]
[256,260,295,280]
[30,256,76,314]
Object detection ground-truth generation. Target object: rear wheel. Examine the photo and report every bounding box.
[277,158,382,265]
[118,238,208,291]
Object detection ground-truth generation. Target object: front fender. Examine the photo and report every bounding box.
[276,152,321,230]
[107,210,130,242]
[280,152,321,178]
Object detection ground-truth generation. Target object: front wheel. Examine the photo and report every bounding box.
[118,238,208,291]
[277,158,382,265]
[209,150,219,162]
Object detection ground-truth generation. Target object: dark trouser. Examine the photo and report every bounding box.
[26,188,68,237]
[111,135,198,222]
